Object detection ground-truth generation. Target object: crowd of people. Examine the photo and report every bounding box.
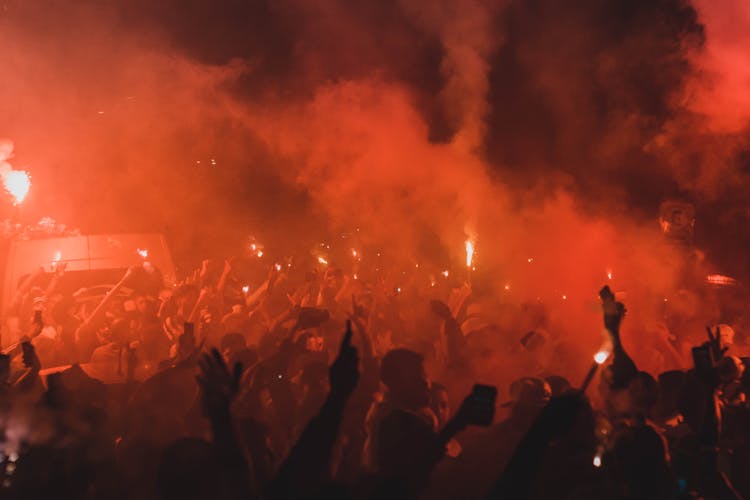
[0,250,749,499]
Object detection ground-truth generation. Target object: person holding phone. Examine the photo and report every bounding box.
[364,347,496,497]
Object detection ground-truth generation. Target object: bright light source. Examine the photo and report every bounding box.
[318,256,328,265]
[2,170,30,204]
[594,350,610,364]
[593,455,602,468]
[136,248,149,259]
[465,239,475,268]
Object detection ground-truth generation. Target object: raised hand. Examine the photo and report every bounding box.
[706,326,728,363]
[196,348,243,416]
[223,258,233,276]
[351,294,367,320]
[329,320,359,400]
[21,341,41,372]
[600,285,626,335]
[429,299,453,320]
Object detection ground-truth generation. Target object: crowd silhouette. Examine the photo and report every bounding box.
[0,257,748,499]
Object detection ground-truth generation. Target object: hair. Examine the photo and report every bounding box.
[220,332,246,351]
[380,348,424,388]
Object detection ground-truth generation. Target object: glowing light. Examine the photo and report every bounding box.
[250,243,257,251]
[256,250,263,258]
[504,283,510,291]
[606,269,613,280]
[136,248,149,259]
[53,251,62,263]
[396,287,402,294]
[706,274,736,286]
[353,274,359,280]
[562,294,567,300]
[318,256,329,265]
[593,455,602,468]
[351,249,358,258]
[274,263,282,271]
[2,170,30,204]
[594,350,610,364]
[441,270,449,278]
[465,239,475,268]
[242,285,250,294]
[527,257,534,263]
[430,280,436,287]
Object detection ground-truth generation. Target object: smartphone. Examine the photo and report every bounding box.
[692,345,713,378]
[467,384,498,426]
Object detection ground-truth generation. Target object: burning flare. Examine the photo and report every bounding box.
[594,350,610,364]
[2,170,30,204]
[465,239,475,268]
[318,256,329,266]
[136,248,149,259]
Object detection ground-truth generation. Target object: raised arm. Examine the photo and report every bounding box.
[269,321,359,499]
[600,286,637,390]
[431,300,469,372]
[196,348,257,500]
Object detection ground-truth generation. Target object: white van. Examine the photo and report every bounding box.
[1,233,175,347]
